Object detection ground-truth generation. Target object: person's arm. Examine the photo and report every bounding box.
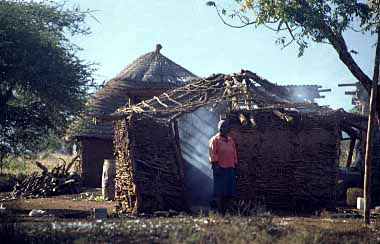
[209,137,219,167]
[231,138,238,167]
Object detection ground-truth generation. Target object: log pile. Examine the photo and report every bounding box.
[12,157,81,198]
[229,110,340,210]
[114,114,186,214]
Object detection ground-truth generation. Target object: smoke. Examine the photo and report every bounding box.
[177,105,223,207]
[287,86,315,103]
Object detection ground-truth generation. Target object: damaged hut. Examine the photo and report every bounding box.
[110,70,365,214]
[338,81,380,205]
[69,45,198,187]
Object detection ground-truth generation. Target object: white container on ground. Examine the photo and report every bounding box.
[357,197,365,210]
[0,204,6,214]
[102,159,116,200]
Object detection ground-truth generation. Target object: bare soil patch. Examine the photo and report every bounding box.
[0,188,114,219]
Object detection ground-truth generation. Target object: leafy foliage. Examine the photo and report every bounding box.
[210,1,377,52]
[0,0,94,159]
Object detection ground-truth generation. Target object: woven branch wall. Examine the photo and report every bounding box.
[115,109,344,213]
[114,114,186,214]
[229,110,340,210]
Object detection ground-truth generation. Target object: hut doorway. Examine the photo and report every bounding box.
[177,106,221,207]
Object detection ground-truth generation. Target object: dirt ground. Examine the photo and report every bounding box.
[0,188,114,218]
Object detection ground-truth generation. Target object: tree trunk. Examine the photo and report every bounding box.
[297,0,372,91]
[364,25,380,225]
[378,87,380,123]
[0,153,5,176]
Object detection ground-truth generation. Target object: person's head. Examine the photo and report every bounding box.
[218,120,230,137]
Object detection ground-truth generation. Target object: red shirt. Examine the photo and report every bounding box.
[209,134,238,168]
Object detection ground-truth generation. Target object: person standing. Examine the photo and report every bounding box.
[209,120,238,215]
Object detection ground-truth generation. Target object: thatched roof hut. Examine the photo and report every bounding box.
[71,45,198,187]
[110,70,367,214]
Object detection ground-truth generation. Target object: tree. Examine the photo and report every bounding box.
[0,0,94,171]
[207,0,380,224]
[207,0,379,105]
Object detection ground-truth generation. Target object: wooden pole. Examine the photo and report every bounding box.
[364,25,380,225]
[346,138,356,168]
[364,86,376,224]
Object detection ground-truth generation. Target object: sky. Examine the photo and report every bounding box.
[64,0,376,110]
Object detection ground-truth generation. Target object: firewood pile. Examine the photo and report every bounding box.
[114,114,186,214]
[229,110,340,210]
[12,156,81,198]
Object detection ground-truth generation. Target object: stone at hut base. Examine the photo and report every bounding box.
[91,208,108,219]
[153,210,179,218]
[29,209,46,217]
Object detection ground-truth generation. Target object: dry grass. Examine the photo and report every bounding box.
[0,214,379,243]
[3,152,74,175]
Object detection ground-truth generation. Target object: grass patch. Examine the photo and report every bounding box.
[2,152,73,175]
[0,215,379,243]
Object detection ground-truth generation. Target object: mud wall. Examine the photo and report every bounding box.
[229,111,340,210]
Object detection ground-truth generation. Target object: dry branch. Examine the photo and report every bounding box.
[12,159,81,198]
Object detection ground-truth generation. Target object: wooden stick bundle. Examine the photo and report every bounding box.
[12,156,81,198]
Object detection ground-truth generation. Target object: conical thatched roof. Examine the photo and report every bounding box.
[70,45,198,140]
[115,44,197,85]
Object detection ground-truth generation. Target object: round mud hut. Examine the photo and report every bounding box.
[70,45,198,187]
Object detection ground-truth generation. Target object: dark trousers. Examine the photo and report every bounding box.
[212,166,236,215]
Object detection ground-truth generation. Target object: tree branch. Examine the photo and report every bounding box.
[264,23,287,32]
[285,22,302,47]
[298,0,373,92]
[321,24,372,92]
[213,4,257,29]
